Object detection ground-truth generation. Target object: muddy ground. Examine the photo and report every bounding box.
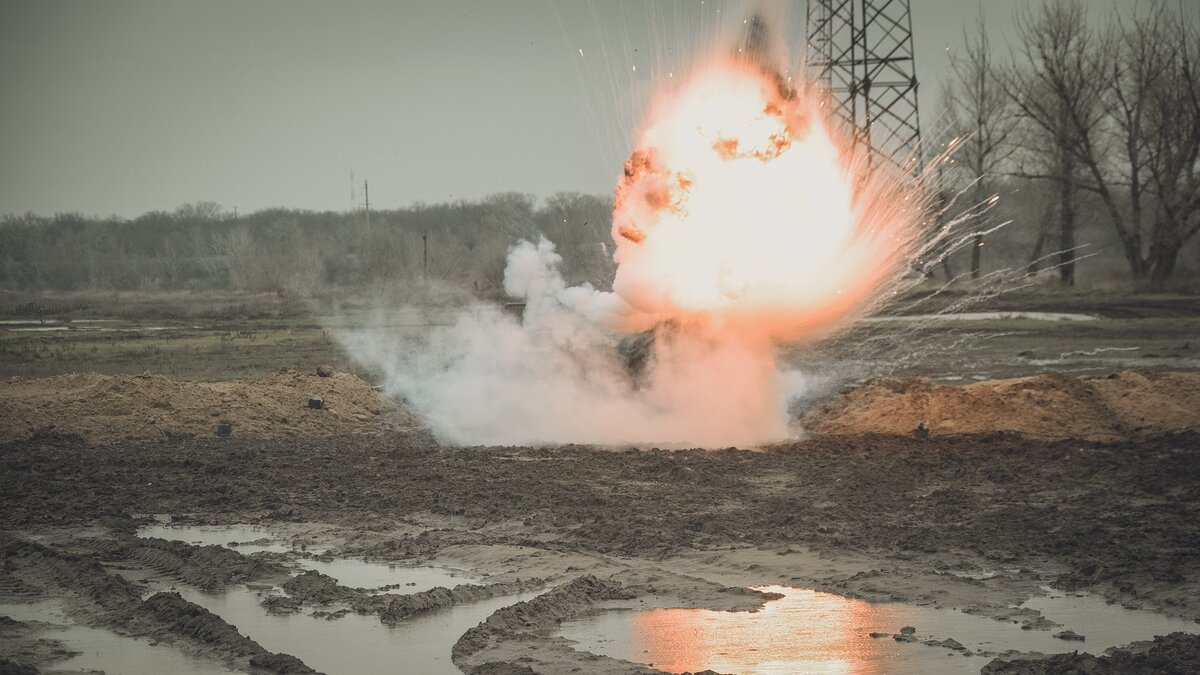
[2,418,1199,672]
[3,285,1200,674]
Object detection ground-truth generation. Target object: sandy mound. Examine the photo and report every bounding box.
[0,369,422,443]
[803,370,1200,440]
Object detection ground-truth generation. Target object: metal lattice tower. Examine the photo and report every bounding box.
[806,0,923,175]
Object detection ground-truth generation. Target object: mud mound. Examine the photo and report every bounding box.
[982,632,1200,674]
[104,537,287,591]
[0,369,422,443]
[267,569,545,625]
[453,575,632,662]
[802,370,1200,440]
[367,579,545,624]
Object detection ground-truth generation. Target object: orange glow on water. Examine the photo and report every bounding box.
[629,586,913,674]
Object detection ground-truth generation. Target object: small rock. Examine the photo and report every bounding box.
[316,364,335,377]
[216,421,233,437]
[868,632,891,638]
[925,637,965,651]
[900,626,916,635]
[1054,630,1085,641]
[308,397,324,410]
[913,422,929,440]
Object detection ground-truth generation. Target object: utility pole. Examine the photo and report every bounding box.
[363,179,370,236]
[806,0,924,176]
[422,229,428,281]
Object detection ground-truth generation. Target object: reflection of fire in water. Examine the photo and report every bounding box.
[630,586,904,674]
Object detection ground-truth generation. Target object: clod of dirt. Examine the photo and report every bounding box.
[0,370,422,442]
[803,370,1200,440]
[1053,629,1085,641]
[924,637,966,651]
[316,365,335,378]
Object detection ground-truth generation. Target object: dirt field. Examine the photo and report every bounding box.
[3,289,1199,383]
[0,369,421,443]
[2,289,1199,674]
[1,364,1199,673]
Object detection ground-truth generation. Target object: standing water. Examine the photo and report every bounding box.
[557,585,1198,674]
[134,523,536,673]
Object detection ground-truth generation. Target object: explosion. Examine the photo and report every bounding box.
[609,55,922,340]
[345,15,931,448]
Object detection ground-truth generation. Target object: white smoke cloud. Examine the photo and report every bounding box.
[339,238,809,448]
[338,20,930,448]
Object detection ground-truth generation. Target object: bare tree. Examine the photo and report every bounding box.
[944,12,1019,279]
[209,227,258,290]
[1007,0,1200,288]
[1004,0,1107,287]
[1133,8,1200,286]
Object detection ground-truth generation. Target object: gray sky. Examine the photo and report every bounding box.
[0,0,1156,217]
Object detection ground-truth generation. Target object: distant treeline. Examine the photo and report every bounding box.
[0,193,615,296]
[2,180,1197,298]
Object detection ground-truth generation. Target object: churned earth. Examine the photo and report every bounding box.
[1,369,1199,674]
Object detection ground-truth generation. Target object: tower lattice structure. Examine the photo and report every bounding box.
[805,0,923,175]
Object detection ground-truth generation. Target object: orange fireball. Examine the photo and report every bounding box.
[611,57,924,342]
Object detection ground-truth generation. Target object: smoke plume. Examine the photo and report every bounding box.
[341,13,929,447]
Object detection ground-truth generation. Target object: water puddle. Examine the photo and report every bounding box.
[136,524,471,590]
[161,583,538,675]
[137,523,290,554]
[131,523,515,672]
[557,585,1198,674]
[0,599,237,674]
[299,558,470,591]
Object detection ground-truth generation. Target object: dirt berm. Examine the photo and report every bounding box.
[803,369,1200,440]
[0,369,421,443]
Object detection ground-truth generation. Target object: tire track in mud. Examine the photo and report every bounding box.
[81,535,289,591]
[0,533,315,673]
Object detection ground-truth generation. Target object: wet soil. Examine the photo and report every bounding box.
[0,369,421,443]
[803,369,1200,440]
[982,631,1200,674]
[2,420,1199,672]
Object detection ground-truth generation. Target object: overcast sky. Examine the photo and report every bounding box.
[0,0,1169,218]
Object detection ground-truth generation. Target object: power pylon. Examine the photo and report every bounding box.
[805,0,923,175]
